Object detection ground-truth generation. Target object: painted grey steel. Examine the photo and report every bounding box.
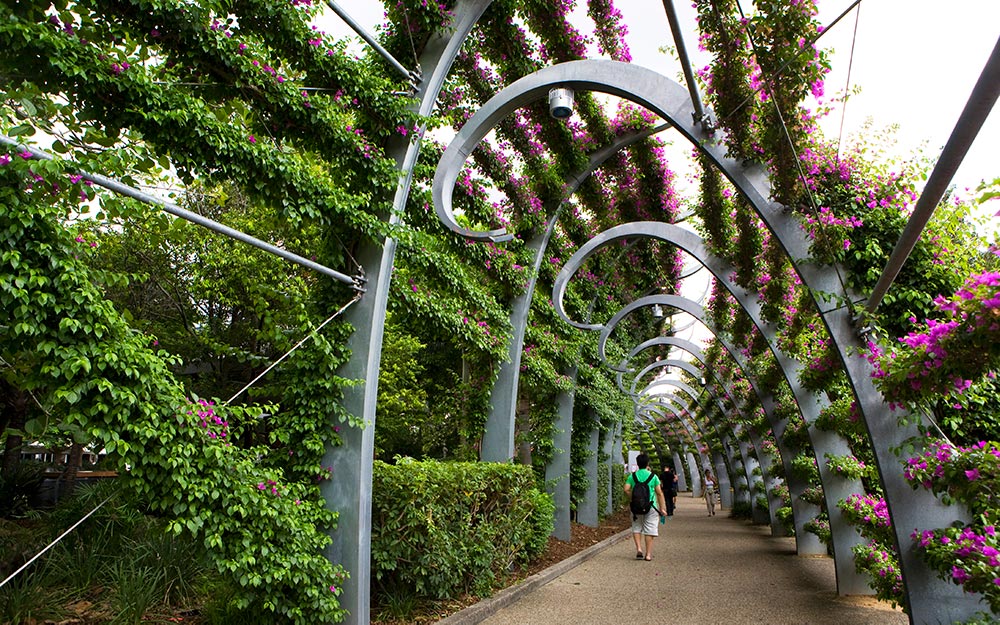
[545,365,576,541]
[866,35,1000,313]
[673,451,688,491]
[321,3,493,623]
[627,305,840,558]
[644,389,741,516]
[638,370,743,501]
[437,58,972,616]
[552,218,874,585]
[686,451,702,498]
[642,398,711,475]
[661,0,711,127]
[619,346,746,508]
[0,136,363,289]
[577,423,600,527]
[558,222,797,535]
[603,424,615,515]
[638,404,697,469]
[737,440,768,524]
[325,1,419,84]
[641,375,735,467]
[714,451,732,509]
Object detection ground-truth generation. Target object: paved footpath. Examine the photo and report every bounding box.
[442,494,908,625]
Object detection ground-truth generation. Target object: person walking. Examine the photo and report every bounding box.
[661,466,678,516]
[625,453,667,561]
[704,470,717,516]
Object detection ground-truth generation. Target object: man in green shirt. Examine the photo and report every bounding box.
[624,453,667,561]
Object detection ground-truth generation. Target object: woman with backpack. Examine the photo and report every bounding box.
[624,453,667,561]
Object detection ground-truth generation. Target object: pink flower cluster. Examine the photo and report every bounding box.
[874,272,1000,404]
[186,398,229,441]
[843,493,891,529]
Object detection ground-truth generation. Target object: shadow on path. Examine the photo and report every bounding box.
[451,495,908,625]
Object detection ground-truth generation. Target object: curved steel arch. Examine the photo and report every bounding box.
[325,2,494,622]
[483,123,671,461]
[641,376,753,510]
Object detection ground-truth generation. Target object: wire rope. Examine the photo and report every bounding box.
[398,2,422,72]
[717,0,864,126]
[0,495,113,590]
[732,0,852,309]
[836,3,863,162]
[223,293,362,406]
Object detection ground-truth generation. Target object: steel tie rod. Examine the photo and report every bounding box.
[0,136,365,291]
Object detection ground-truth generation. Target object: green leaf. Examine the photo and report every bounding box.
[24,418,45,437]
[8,124,35,137]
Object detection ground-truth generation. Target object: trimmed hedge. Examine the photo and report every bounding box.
[371,459,554,599]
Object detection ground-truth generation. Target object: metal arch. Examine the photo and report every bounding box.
[431,60,681,243]
[641,397,714,488]
[619,291,857,567]
[634,410,681,467]
[640,375,738,468]
[632,359,700,397]
[322,2,494,623]
[430,65,968,612]
[629,336,756,506]
[645,387,755,510]
[678,256,706,280]
[635,408,688,447]
[597,295,690,371]
[640,402,705,461]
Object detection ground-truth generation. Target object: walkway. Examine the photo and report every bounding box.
[443,495,908,625]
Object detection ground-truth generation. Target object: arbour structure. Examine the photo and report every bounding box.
[433,42,991,625]
[3,1,997,624]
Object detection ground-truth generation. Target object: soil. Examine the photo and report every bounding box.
[372,507,632,624]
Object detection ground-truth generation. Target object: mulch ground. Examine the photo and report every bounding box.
[372,507,632,624]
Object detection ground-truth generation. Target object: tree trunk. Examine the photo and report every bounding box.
[1,384,28,477]
[63,442,84,495]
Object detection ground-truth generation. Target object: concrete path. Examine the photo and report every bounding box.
[443,494,908,625]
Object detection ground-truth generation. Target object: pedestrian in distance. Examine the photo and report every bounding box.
[661,465,678,517]
[625,453,667,561]
[704,470,717,516]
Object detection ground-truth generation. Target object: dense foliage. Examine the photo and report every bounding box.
[370,459,553,600]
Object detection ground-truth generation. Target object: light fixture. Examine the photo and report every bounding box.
[651,303,664,318]
[548,88,574,119]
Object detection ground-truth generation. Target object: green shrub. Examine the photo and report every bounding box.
[730,501,752,519]
[0,461,47,519]
[371,459,554,600]
[776,505,795,535]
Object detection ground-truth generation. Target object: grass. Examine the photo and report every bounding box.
[0,480,235,624]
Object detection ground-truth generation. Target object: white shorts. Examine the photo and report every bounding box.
[631,509,660,536]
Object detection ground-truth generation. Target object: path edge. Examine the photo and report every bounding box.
[435,528,633,625]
